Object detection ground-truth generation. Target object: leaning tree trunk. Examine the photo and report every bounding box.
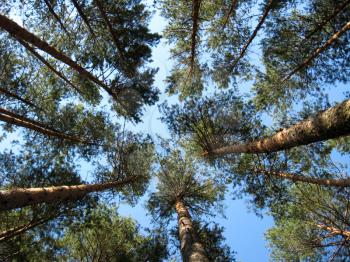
[175,198,209,262]
[0,14,117,101]
[254,169,350,187]
[0,107,91,144]
[206,98,350,156]
[0,176,137,211]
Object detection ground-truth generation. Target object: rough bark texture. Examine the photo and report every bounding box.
[229,0,274,72]
[222,0,238,30]
[175,199,209,262]
[18,39,84,96]
[0,176,136,211]
[0,107,87,144]
[43,0,69,34]
[190,0,201,73]
[0,14,117,100]
[316,224,350,238]
[255,169,350,187]
[282,20,350,83]
[71,0,96,37]
[208,98,350,156]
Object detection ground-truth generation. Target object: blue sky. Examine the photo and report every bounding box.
[117,4,274,261]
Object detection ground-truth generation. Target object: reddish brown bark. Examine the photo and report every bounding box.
[0,14,117,101]
[206,98,350,156]
[175,199,209,262]
[0,107,87,144]
[255,169,350,187]
[316,224,350,238]
[0,176,137,211]
[282,21,350,83]
[229,0,274,72]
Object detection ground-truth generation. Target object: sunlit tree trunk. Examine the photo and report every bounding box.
[254,169,350,187]
[282,20,350,83]
[208,98,350,156]
[316,224,350,238]
[175,198,209,262]
[0,14,117,100]
[0,176,137,211]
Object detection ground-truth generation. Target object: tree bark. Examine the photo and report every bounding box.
[0,87,38,109]
[190,0,201,73]
[254,169,350,187]
[316,224,350,238]
[43,0,69,34]
[175,199,209,262]
[18,39,84,96]
[207,98,350,156]
[229,0,274,72]
[0,176,137,211]
[71,0,96,37]
[221,0,238,30]
[282,20,350,83]
[0,215,54,242]
[0,107,88,144]
[0,14,117,100]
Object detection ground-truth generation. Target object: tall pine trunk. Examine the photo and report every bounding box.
[207,98,350,156]
[254,169,350,187]
[0,14,117,100]
[175,199,209,262]
[0,176,136,211]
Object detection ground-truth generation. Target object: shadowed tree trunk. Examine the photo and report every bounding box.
[71,0,96,37]
[254,169,350,187]
[0,87,39,109]
[0,176,137,211]
[0,214,55,242]
[0,107,92,144]
[206,98,350,156]
[175,198,209,262]
[222,0,238,30]
[190,0,201,73]
[43,0,69,34]
[0,14,118,101]
[18,39,84,97]
[229,0,274,72]
[282,20,350,83]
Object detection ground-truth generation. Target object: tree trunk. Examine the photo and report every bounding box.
[0,107,89,144]
[0,87,39,109]
[0,14,117,100]
[0,215,54,242]
[18,39,84,97]
[71,0,96,37]
[43,0,69,34]
[0,176,137,211]
[254,169,350,187]
[190,0,201,73]
[229,0,274,72]
[207,98,350,156]
[222,0,238,30]
[316,224,350,238]
[282,20,350,83]
[175,199,209,262]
